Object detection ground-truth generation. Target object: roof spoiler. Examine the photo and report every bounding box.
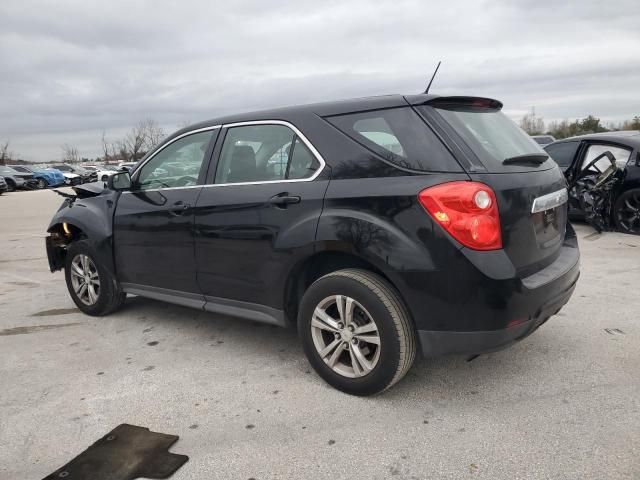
[406,95,503,111]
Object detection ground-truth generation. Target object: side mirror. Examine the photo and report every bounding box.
[108,171,132,191]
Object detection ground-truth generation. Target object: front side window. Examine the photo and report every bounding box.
[581,143,631,171]
[326,107,457,171]
[214,124,320,184]
[136,130,213,190]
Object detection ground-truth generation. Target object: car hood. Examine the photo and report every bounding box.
[71,182,108,198]
[62,172,80,178]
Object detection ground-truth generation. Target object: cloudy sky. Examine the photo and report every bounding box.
[1,0,639,162]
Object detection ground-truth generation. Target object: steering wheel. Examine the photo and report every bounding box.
[174,175,197,187]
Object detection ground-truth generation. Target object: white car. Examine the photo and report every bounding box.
[82,165,118,182]
[61,172,81,185]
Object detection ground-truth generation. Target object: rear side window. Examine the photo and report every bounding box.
[326,107,459,172]
[215,124,321,184]
[544,141,580,168]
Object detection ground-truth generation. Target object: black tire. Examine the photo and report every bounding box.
[6,180,15,192]
[37,178,47,189]
[64,240,126,316]
[613,188,640,235]
[298,268,416,396]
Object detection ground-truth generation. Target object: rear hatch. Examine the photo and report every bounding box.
[412,96,569,276]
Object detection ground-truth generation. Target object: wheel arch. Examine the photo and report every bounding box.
[46,197,116,273]
[283,248,411,327]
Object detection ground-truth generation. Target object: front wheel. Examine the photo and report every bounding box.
[64,241,126,316]
[613,188,640,235]
[37,178,47,189]
[298,269,416,396]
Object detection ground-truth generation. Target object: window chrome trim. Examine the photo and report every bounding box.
[531,188,568,214]
[205,119,326,188]
[123,120,326,194]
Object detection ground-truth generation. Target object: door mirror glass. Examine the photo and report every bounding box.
[108,171,132,191]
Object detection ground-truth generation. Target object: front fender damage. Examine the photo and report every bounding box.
[46,187,119,273]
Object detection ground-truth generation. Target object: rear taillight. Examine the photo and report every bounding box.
[418,181,502,251]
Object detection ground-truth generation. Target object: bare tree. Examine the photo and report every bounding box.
[519,108,545,135]
[141,119,165,151]
[101,130,120,163]
[61,143,80,164]
[121,121,148,161]
[0,140,13,166]
[118,119,166,161]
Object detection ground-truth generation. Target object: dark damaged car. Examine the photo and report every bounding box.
[45,94,580,395]
[545,131,640,234]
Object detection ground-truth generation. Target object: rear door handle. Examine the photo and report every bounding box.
[269,193,301,207]
[168,201,191,216]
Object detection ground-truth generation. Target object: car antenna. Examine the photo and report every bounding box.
[424,60,442,94]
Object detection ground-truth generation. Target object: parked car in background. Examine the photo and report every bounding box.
[46,93,579,395]
[545,131,640,234]
[0,176,7,194]
[45,165,81,186]
[50,164,96,183]
[82,165,118,182]
[8,165,65,189]
[117,162,137,172]
[0,165,37,190]
[531,135,556,147]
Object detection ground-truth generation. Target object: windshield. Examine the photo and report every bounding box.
[425,105,547,170]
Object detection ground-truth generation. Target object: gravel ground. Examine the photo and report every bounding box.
[0,188,638,480]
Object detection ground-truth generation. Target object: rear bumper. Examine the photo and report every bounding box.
[417,264,578,356]
[393,228,580,357]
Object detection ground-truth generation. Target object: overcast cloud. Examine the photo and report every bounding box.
[1,0,639,161]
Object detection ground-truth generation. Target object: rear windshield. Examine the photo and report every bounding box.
[421,105,547,169]
[326,107,460,172]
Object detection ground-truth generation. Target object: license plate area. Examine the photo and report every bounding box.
[531,189,568,249]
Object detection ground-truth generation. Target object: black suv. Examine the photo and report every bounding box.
[46,94,580,395]
[545,131,640,234]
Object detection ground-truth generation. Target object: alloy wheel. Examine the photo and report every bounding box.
[616,192,640,234]
[70,254,101,305]
[310,295,381,378]
[37,178,47,189]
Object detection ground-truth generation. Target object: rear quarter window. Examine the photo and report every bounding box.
[325,107,461,172]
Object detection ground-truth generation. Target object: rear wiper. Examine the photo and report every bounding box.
[502,153,548,165]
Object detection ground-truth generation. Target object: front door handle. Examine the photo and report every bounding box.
[168,201,191,216]
[269,193,301,208]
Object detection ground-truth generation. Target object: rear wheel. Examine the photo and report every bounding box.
[299,269,416,396]
[64,241,126,316]
[613,188,640,235]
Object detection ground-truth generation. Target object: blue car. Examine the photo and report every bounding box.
[9,165,65,188]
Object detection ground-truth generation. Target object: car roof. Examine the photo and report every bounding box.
[167,94,443,140]
[556,130,640,147]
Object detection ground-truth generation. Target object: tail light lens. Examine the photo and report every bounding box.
[418,181,502,250]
